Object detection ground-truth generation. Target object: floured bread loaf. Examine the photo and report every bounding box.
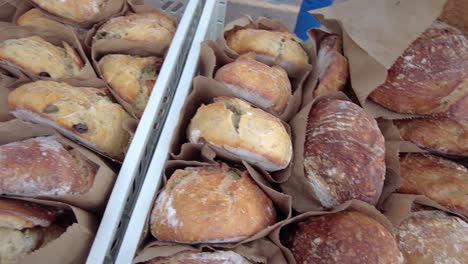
[397,210,468,263]
[17,8,64,28]
[0,36,83,79]
[187,97,292,171]
[31,0,110,23]
[150,163,276,243]
[303,99,385,208]
[0,136,97,197]
[146,250,251,264]
[8,81,132,160]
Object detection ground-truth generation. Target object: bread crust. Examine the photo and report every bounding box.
[398,153,468,215]
[289,211,403,264]
[146,250,251,264]
[187,97,292,171]
[150,163,276,243]
[31,0,109,23]
[17,8,64,28]
[304,99,385,208]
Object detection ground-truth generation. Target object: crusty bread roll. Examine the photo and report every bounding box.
[369,21,468,116]
[288,211,403,264]
[214,54,291,114]
[397,210,468,263]
[0,136,97,197]
[0,36,83,79]
[187,97,292,171]
[314,35,349,97]
[17,8,64,28]
[150,163,276,243]
[146,250,251,264]
[99,54,162,118]
[95,11,176,48]
[31,0,109,23]
[398,153,468,215]
[225,28,308,66]
[395,118,468,156]
[8,81,132,160]
[304,99,385,208]
[0,198,68,263]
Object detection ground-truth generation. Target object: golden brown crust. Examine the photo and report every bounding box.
[187,97,292,171]
[395,118,468,156]
[0,136,97,197]
[0,198,62,230]
[304,99,385,208]
[0,36,83,79]
[397,211,468,263]
[369,21,468,116]
[214,54,291,114]
[8,81,132,160]
[288,211,403,264]
[398,153,468,215]
[146,250,251,264]
[314,35,349,97]
[31,0,109,23]
[17,8,65,28]
[225,28,308,66]
[99,54,162,118]
[150,163,276,243]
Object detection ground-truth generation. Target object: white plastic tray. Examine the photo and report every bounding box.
[86,0,205,263]
[115,0,227,262]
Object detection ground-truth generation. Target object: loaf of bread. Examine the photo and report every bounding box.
[31,0,109,23]
[369,21,468,116]
[98,54,162,118]
[288,211,403,264]
[0,136,97,197]
[94,11,176,48]
[225,28,308,66]
[398,153,468,215]
[397,210,468,263]
[214,54,291,114]
[150,163,276,243]
[0,198,68,263]
[187,97,292,171]
[0,36,83,79]
[8,81,132,160]
[146,250,251,264]
[17,8,64,28]
[303,99,385,208]
[394,118,468,156]
[439,0,468,34]
[314,35,349,97]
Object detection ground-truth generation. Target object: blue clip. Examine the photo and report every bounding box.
[294,0,334,40]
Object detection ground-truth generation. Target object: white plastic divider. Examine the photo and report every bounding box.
[86,0,204,263]
[115,0,227,262]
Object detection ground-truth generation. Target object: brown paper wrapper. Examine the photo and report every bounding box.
[199,40,308,122]
[0,0,20,22]
[0,71,17,122]
[169,76,293,183]
[2,196,98,264]
[0,119,117,212]
[269,200,395,264]
[311,0,448,119]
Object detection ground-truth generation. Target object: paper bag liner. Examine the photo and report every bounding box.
[199,40,308,122]
[0,72,18,122]
[0,119,117,213]
[1,196,98,264]
[310,0,448,119]
[25,0,126,29]
[216,16,313,79]
[169,76,293,183]
[269,199,395,264]
[133,238,287,264]
[0,0,20,22]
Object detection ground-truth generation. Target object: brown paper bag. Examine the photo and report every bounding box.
[169,76,293,183]
[2,196,98,264]
[311,0,448,119]
[269,200,395,264]
[0,0,20,22]
[0,119,117,212]
[0,71,18,121]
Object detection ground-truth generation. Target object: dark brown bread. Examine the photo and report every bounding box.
[288,211,403,264]
[304,99,385,208]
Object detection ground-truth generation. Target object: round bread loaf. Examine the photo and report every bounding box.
[150,163,276,243]
[397,210,468,263]
[395,118,468,156]
[17,8,64,28]
[398,153,468,215]
[288,211,403,264]
[146,250,251,264]
[31,0,109,23]
[303,99,385,208]
[214,54,291,114]
[187,96,292,171]
[225,28,308,66]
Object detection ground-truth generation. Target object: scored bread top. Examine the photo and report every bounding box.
[31,0,109,23]
[0,198,62,230]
